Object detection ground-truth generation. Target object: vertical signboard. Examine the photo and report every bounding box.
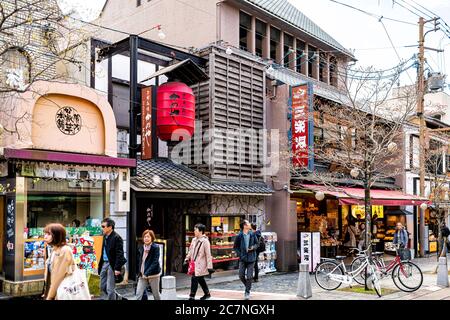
[291,83,314,170]
[141,86,153,160]
[300,232,312,271]
[312,232,321,272]
[5,197,15,257]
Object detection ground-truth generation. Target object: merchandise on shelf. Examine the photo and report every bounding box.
[260,232,277,273]
[70,235,98,274]
[24,239,46,272]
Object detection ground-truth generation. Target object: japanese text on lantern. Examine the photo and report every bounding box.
[291,85,309,167]
[141,86,152,160]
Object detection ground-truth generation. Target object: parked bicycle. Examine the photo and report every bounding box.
[315,246,382,297]
[350,245,423,292]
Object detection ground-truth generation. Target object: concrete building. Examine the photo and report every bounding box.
[93,0,357,272]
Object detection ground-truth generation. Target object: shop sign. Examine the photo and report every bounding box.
[351,205,384,218]
[6,197,15,256]
[21,163,35,177]
[300,232,321,272]
[291,84,313,169]
[141,86,153,160]
[55,106,82,135]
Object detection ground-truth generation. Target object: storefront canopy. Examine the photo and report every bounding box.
[299,184,429,206]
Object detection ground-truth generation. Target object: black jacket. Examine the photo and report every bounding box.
[98,231,127,274]
[233,231,258,263]
[136,243,161,277]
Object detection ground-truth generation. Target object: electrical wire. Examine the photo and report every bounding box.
[397,0,433,19]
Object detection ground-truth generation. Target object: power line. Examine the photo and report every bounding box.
[393,0,422,18]
[397,0,433,19]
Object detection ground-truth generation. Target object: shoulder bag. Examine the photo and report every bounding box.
[187,241,203,276]
[56,263,91,300]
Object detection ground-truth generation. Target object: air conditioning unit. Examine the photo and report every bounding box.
[115,168,130,212]
[427,72,445,91]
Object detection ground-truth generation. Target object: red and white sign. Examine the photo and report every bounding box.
[141,86,153,160]
[292,85,309,167]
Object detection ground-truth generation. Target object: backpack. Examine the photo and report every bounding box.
[256,235,266,253]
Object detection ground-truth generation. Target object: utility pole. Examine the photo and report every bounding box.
[417,17,440,258]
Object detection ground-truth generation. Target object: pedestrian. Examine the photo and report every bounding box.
[251,223,264,282]
[98,218,127,300]
[393,222,409,249]
[441,223,450,253]
[357,223,367,251]
[344,220,359,249]
[234,219,258,300]
[71,219,81,227]
[42,223,75,300]
[185,223,213,300]
[136,229,161,300]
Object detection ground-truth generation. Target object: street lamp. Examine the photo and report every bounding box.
[157,28,166,40]
[350,168,359,178]
[315,191,325,201]
[387,142,398,153]
[225,47,233,55]
[420,202,428,211]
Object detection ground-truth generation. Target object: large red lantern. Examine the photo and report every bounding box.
[156,82,195,141]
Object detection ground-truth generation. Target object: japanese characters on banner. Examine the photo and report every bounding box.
[300,232,321,272]
[141,86,153,160]
[291,84,311,168]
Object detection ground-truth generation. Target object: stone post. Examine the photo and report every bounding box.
[161,276,177,300]
[437,257,449,287]
[296,262,312,299]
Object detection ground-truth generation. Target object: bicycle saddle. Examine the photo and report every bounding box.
[335,255,347,260]
[372,252,384,256]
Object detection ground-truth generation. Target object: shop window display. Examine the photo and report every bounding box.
[185,215,242,271]
[23,178,105,276]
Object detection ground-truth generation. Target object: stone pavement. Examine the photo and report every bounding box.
[116,254,450,301]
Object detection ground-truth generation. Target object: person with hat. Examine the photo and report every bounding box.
[99,218,127,300]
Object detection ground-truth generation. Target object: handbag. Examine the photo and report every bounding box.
[187,241,203,276]
[56,265,91,300]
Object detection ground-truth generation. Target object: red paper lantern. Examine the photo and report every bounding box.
[156,82,195,141]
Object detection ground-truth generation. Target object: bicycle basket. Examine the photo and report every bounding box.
[398,248,411,261]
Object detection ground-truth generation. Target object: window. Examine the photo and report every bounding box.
[308,45,317,78]
[122,171,127,181]
[296,40,305,74]
[122,191,127,201]
[329,56,337,86]
[284,33,293,67]
[255,19,266,57]
[239,11,252,52]
[270,26,280,61]
[137,0,141,6]
[2,48,30,89]
[319,51,327,82]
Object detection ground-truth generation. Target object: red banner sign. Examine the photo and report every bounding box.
[141,86,152,160]
[292,85,309,167]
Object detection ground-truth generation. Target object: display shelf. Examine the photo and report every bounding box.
[212,257,239,263]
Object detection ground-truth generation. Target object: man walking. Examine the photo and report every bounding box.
[251,223,264,282]
[99,218,127,300]
[234,220,258,300]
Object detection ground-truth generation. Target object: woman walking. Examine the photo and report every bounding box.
[42,223,75,300]
[185,223,213,300]
[136,230,161,300]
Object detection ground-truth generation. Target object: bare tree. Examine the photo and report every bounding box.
[291,62,419,261]
[0,0,94,137]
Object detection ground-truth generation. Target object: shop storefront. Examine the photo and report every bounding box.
[130,158,273,277]
[293,184,428,258]
[0,82,135,296]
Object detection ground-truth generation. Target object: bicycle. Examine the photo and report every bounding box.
[350,245,423,292]
[314,246,382,297]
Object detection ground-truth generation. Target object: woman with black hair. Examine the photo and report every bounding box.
[185,223,213,300]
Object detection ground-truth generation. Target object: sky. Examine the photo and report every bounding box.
[58,0,450,91]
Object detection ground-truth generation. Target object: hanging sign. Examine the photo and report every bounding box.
[291,84,312,168]
[141,86,153,160]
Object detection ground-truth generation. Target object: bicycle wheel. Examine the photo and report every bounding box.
[350,256,366,285]
[396,261,423,292]
[315,261,344,291]
[391,265,413,292]
[367,265,382,297]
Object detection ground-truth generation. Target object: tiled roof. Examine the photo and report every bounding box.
[243,0,353,58]
[131,158,273,195]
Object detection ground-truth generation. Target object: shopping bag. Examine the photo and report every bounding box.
[57,266,91,300]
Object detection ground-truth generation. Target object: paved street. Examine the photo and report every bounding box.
[117,255,450,301]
